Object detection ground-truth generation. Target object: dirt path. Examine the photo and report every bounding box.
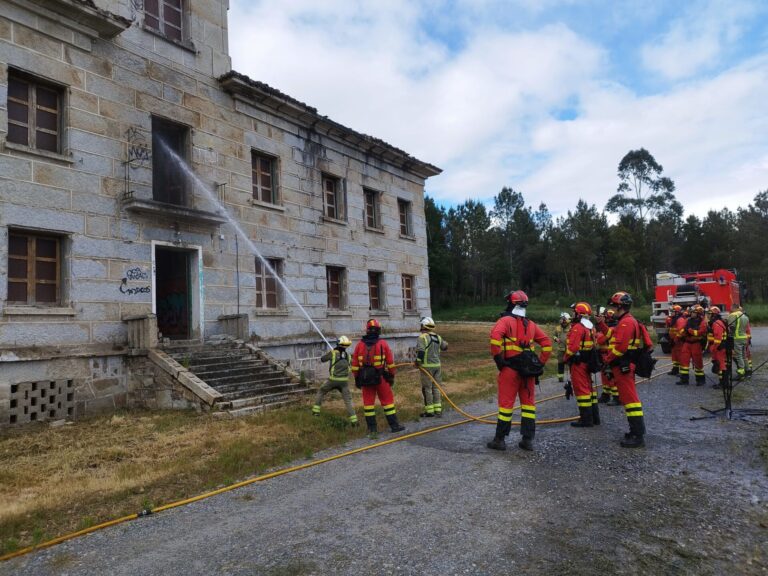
[3,330,767,576]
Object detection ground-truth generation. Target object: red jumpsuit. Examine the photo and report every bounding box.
[350,338,397,430]
[489,315,552,441]
[564,321,598,422]
[601,312,651,436]
[596,323,617,400]
[679,315,707,383]
[708,317,727,377]
[666,313,684,372]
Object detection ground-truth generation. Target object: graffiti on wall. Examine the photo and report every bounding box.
[120,278,150,296]
[126,267,149,281]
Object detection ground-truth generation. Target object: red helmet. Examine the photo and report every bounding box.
[709,306,721,315]
[366,318,381,333]
[606,309,616,317]
[692,304,704,315]
[572,302,592,316]
[505,290,528,307]
[607,291,633,309]
[671,304,682,313]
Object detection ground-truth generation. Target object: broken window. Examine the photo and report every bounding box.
[144,0,184,43]
[151,116,188,206]
[326,266,346,309]
[252,152,278,204]
[7,70,63,154]
[323,174,344,220]
[398,199,412,236]
[402,274,415,311]
[7,231,61,305]
[368,271,384,310]
[255,258,282,309]
[364,189,381,229]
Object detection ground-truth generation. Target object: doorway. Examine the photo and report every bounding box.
[154,247,191,340]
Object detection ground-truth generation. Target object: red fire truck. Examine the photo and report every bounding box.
[651,269,741,353]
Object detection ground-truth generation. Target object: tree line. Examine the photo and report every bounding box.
[426,148,768,308]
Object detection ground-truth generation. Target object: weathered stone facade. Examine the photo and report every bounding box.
[0,0,440,426]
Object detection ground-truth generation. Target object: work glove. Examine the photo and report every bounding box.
[493,354,506,372]
[717,341,726,350]
[564,381,573,400]
[383,372,395,386]
[711,360,720,374]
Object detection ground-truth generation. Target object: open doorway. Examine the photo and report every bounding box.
[154,247,191,340]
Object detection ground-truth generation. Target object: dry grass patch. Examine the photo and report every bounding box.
[0,323,557,555]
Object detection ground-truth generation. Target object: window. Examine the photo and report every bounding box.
[368,272,384,310]
[7,71,63,153]
[326,266,346,309]
[323,174,344,220]
[364,189,381,229]
[255,258,282,309]
[144,0,183,43]
[398,199,412,236]
[7,232,61,305]
[402,274,415,311]
[252,152,278,204]
[152,116,188,206]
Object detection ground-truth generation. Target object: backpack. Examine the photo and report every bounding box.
[580,329,603,374]
[358,343,383,386]
[504,319,545,377]
[633,322,657,378]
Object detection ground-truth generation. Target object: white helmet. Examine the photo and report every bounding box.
[337,335,351,347]
[559,312,571,322]
[420,316,436,330]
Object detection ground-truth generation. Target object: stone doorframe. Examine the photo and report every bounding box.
[151,240,204,342]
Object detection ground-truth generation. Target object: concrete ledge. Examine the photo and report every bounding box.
[147,349,223,406]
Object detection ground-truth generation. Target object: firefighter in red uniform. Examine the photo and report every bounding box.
[350,319,405,438]
[487,290,552,451]
[671,307,688,377]
[564,302,600,427]
[666,304,684,375]
[707,306,727,389]
[595,308,620,404]
[678,304,707,386]
[600,291,651,448]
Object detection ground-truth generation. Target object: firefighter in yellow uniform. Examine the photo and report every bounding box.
[415,317,449,417]
[554,312,571,383]
[312,336,358,425]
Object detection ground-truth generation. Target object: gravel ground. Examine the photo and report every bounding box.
[4,329,768,576]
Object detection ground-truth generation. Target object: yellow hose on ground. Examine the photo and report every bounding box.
[0,358,676,563]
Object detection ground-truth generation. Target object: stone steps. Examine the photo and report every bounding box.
[162,340,308,418]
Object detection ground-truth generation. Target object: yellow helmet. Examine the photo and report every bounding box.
[420,317,436,330]
[337,336,351,347]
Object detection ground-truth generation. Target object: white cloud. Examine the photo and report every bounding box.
[641,0,759,81]
[227,1,768,218]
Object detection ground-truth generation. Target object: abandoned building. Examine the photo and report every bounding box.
[0,0,441,425]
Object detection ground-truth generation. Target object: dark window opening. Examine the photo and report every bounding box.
[402,274,415,311]
[364,189,380,229]
[398,199,412,236]
[152,116,189,206]
[8,71,62,153]
[7,231,61,305]
[368,271,384,310]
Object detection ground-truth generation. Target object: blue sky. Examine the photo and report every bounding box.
[228,0,768,217]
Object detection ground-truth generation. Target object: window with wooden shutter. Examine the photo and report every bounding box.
[145,0,183,43]
[402,274,415,311]
[255,258,282,309]
[252,152,277,204]
[7,71,62,153]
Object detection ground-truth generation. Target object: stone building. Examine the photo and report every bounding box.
[0,0,440,425]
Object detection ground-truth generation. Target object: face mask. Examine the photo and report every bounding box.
[512,305,527,317]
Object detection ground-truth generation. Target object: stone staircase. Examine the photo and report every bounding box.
[164,340,308,417]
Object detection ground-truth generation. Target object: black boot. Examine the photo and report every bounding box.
[487,420,510,450]
[592,402,601,425]
[620,416,645,448]
[695,375,705,386]
[607,395,621,406]
[598,392,611,403]
[365,415,378,438]
[668,366,679,376]
[519,419,535,451]
[676,374,689,385]
[385,413,405,433]
[571,406,594,427]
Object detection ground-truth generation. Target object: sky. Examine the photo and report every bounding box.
[227,0,768,218]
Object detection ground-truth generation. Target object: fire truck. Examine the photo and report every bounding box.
[651,269,741,353]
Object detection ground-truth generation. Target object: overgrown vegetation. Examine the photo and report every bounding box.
[0,324,530,556]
